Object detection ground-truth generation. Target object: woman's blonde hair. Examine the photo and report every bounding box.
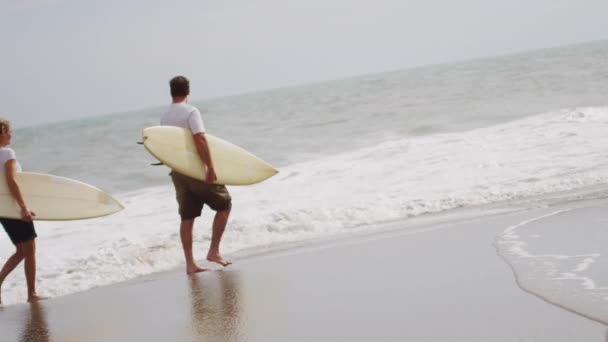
[0,119,10,135]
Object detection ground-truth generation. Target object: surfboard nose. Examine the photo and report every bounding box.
[98,192,125,215]
[73,192,124,220]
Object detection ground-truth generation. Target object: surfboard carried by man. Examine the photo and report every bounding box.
[160,76,232,274]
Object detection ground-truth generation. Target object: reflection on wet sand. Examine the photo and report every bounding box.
[19,301,50,342]
[189,270,242,341]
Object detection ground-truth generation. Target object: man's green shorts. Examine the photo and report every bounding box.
[170,172,232,220]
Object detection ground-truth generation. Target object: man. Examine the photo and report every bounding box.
[161,76,232,274]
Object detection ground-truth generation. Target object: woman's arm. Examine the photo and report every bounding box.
[4,159,33,221]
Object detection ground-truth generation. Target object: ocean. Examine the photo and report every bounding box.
[2,41,608,317]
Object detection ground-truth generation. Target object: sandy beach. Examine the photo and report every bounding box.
[0,199,606,342]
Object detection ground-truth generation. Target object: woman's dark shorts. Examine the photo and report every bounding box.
[170,172,232,220]
[0,218,37,245]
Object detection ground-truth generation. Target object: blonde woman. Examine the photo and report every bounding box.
[0,119,46,304]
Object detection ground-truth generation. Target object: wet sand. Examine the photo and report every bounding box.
[0,204,606,341]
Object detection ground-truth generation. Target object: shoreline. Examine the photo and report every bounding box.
[3,163,608,306]
[4,183,608,305]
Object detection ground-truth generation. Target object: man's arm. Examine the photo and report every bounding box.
[193,132,217,183]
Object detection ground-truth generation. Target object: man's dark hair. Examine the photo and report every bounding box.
[170,76,190,97]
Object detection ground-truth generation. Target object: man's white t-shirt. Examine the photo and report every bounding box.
[160,103,206,134]
[0,147,22,174]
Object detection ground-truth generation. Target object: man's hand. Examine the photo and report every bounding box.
[205,167,217,184]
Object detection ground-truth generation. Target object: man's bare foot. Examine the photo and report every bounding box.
[187,265,209,275]
[27,294,48,303]
[207,254,232,267]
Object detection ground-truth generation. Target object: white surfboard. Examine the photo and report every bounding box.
[142,126,278,185]
[0,172,124,221]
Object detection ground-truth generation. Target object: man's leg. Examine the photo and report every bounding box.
[22,240,46,302]
[180,219,208,274]
[207,208,232,266]
[0,245,25,305]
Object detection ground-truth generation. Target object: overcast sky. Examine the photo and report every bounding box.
[1,0,607,128]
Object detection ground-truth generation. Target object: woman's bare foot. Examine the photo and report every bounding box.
[186,265,209,275]
[27,294,48,303]
[207,253,232,267]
